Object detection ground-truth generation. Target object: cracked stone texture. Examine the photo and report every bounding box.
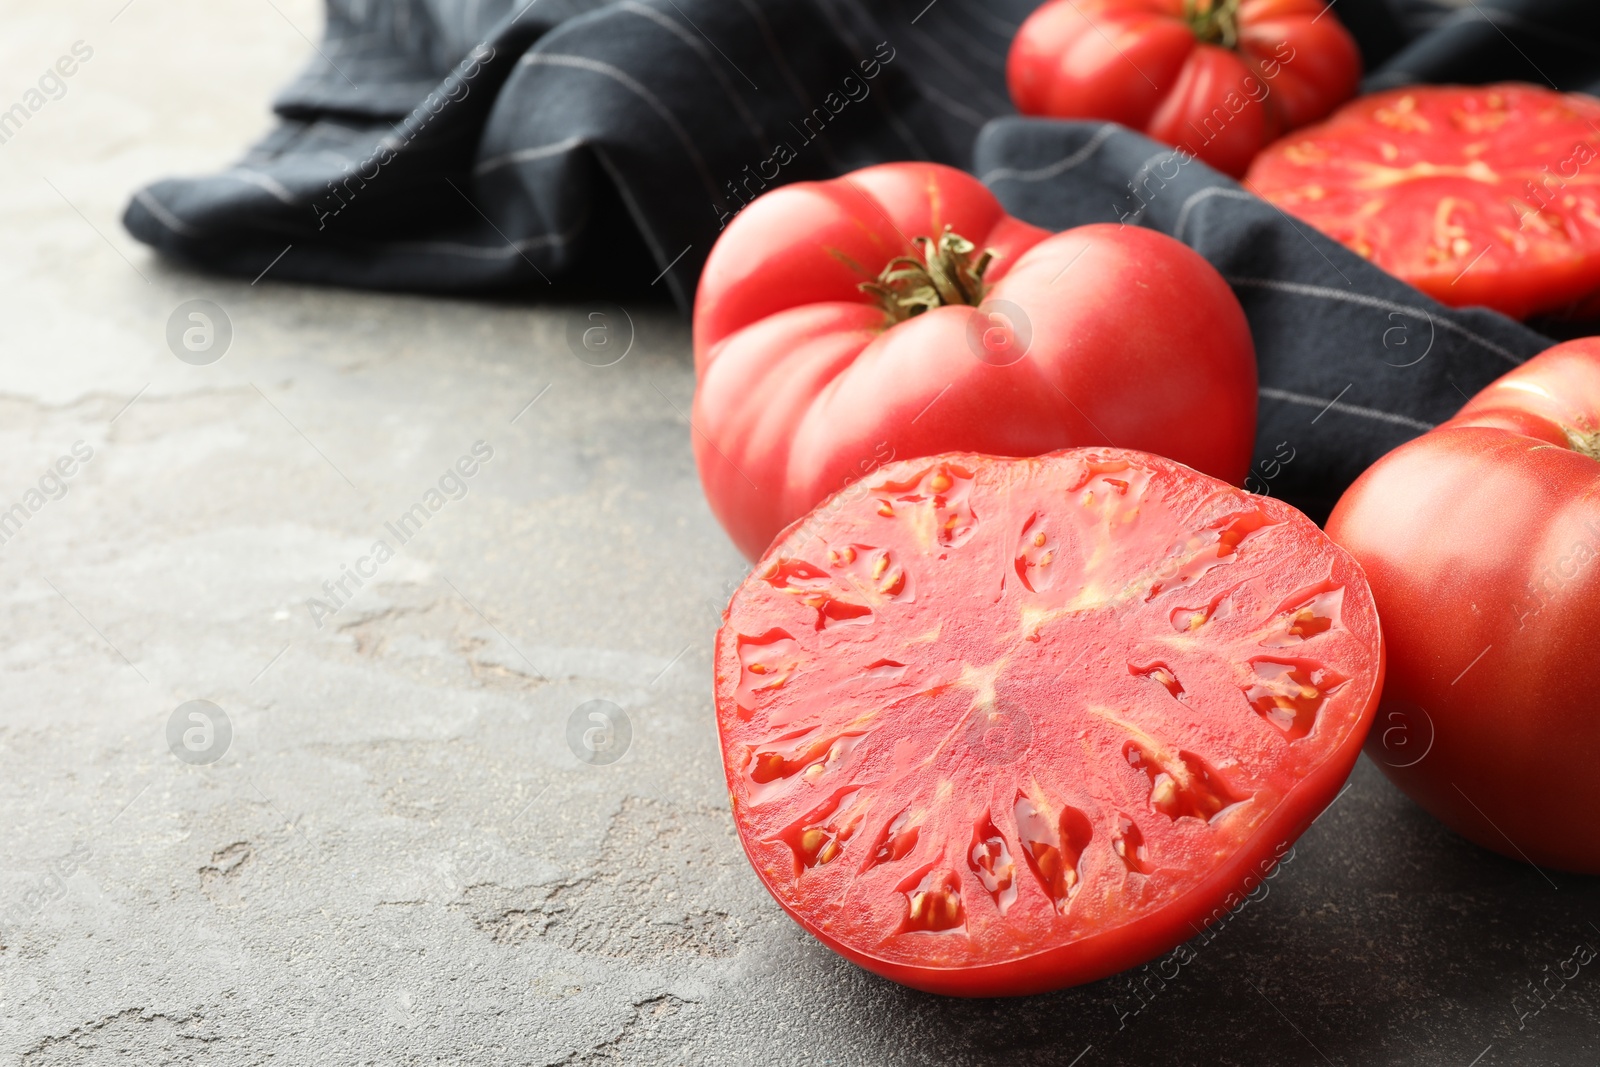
[2,2,1600,1064]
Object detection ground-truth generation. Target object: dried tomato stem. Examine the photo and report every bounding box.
[859,226,997,324]
[1563,424,1600,461]
[1184,0,1241,49]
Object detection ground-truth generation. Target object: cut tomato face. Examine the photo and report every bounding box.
[714,449,1384,996]
[1247,84,1600,320]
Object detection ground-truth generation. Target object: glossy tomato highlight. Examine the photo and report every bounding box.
[1327,337,1600,874]
[1248,84,1600,320]
[717,449,1384,995]
[693,162,1257,561]
[1007,0,1360,177]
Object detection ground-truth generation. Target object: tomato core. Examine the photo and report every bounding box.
[858,226,996,324]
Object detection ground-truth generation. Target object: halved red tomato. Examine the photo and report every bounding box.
[715,448,1384,995]
[1247,84,1600,320]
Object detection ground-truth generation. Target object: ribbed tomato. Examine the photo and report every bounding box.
[716,448,1384,995]
[1327,337,1600,874]
[1248,84,1600,320]
[1007,0,1360,177]
[693,162,1257,561]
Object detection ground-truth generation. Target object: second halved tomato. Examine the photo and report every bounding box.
[693,162,1258,561]
[1247,84,1600,320]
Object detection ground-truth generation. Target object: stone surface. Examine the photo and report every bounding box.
[2,2,1599,1064]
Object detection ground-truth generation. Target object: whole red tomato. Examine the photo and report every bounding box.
[1248,84,1600,320]
[718,448,1384,994]
[1007,0,1361,177]
[1327,337,1600,874]
[693,162,1258,561]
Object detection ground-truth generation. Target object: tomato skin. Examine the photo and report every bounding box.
[693,162,1257,561]
[1006,0,1360,178]
[717,448,1384,996]
[1326,338,1600,874]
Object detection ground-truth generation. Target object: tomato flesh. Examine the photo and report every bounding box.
[716,449,1384,995]
[1248,84,1600,320]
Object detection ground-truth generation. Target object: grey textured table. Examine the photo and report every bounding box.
[2,3,1598,1064]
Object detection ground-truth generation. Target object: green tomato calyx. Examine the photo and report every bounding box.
[860,227,995,324]
[1563,424,1600,461]
[1186,0,1242,49]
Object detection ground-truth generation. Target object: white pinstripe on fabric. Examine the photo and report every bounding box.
[618,1,767,145]
[474,134,585,176]
[1258,387,1436,432]
[518,51,725,205]
[979,123,1118,185]
[1227,277,1527,366]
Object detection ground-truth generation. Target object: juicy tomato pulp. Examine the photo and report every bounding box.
[715,450,1383,995]
[1248,84,1600,320]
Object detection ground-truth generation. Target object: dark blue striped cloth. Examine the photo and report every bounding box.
[124,0,1596,521]
[125,0,1029,308]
